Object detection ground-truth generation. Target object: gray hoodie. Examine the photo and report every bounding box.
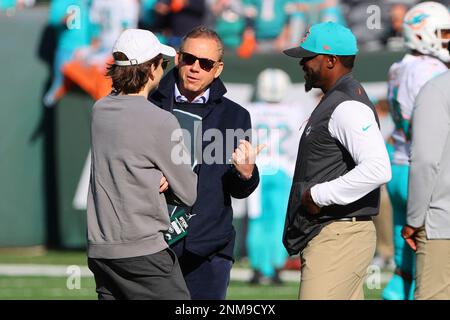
[87,94,197,259]
[407,70,450,238]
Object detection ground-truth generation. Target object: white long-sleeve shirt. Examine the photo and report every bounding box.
[310,100,392,207]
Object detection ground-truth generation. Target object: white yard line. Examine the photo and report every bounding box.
[0,264,93,277]
[0,264,392,283]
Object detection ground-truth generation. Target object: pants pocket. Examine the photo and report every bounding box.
[144,248,175,275]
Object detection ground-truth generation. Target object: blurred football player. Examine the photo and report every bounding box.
[383,1,450,300]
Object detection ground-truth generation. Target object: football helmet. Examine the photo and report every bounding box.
[403,1,450,62]
[256,68,292,103]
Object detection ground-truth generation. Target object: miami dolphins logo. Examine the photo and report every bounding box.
[405,10,430,30]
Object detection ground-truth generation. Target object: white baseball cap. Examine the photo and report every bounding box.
[112,29,176,66]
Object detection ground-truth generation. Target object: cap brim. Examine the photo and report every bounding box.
[160,44,176,57]
[283,46,317,58]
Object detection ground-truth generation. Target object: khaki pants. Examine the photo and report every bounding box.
[373,186,394,260]
[299,220,376,300]
[415,227,450,300]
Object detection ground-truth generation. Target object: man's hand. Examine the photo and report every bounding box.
[402,225,418,251]
[301,189,321,215]
[160,176,169,193]
[231,140,265,180]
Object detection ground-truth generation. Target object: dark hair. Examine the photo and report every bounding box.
[180,26,224,61]
[106,52,162,94]
[337,55,356,69]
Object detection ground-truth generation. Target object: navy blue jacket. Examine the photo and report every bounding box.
[149,69,260,259]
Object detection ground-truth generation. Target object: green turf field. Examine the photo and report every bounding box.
[0,250,88,265]
[0,277,384,300]
[0,250,385,300]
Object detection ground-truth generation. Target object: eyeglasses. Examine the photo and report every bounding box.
[179,51,219,72]
[161,59,170,70]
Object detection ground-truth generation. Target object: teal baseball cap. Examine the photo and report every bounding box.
[284,22,358,58]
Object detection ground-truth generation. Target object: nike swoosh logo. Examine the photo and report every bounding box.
[362,124,372,131]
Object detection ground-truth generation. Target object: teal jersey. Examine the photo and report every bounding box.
[0,0,16,10]
[215,5,246,49]
[216,18,245,48]
[140,0,158,25]
[244,0,290,40]
[287,0,346,26]
[48,0,92,51]
[141,0,158,10]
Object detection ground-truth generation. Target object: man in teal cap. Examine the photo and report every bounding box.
[282,22,391,299]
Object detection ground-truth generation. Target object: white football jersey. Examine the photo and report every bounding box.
[244,102,309,177]
[244,102,309,218]
[388,54,447,165]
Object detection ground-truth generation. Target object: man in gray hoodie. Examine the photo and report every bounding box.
[87,29,197,300]
[402,67,450,299]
